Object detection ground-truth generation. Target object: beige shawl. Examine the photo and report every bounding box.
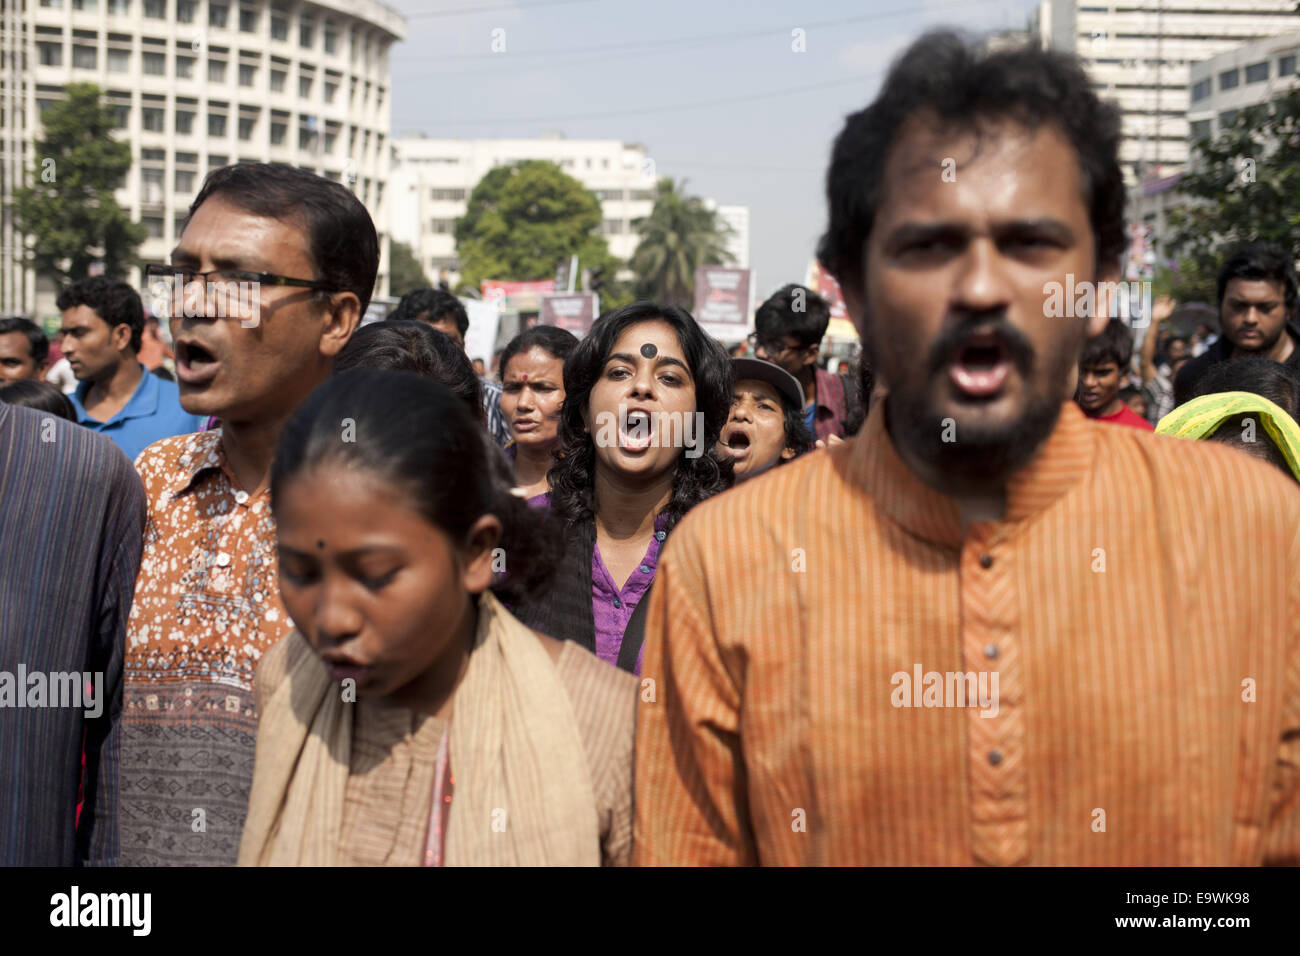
[238,591,600,866]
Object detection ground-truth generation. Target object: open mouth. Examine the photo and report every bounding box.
[619,409,654,451]
[948,332,1012,399]
[722,427,752,459]
[176,339,221,385]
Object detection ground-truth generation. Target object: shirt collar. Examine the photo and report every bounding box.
[847,398,1096,549]
[73,364,158,425]
[162,428,228,499]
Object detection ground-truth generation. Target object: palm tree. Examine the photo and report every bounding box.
[629,179,733,310]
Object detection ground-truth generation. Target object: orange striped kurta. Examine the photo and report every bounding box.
[633,400,1300,865]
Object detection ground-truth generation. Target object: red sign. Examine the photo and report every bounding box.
[481,279,556,313]
[805,260,849,321]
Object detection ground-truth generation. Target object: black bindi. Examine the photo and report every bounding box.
[316,539,325,550]
[640,343,658,359]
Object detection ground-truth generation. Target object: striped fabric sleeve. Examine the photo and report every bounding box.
[1261,521,1300,866]
[79,443,146,867]
[633,522,753,866]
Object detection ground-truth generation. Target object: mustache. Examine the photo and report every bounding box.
[925,315,1037,378]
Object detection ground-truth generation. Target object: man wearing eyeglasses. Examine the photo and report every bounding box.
[121,163,375,866]
[749,284,848,444]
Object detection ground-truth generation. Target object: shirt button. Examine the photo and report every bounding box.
[638,564,651,574]
[979,553,993,569]
[984,643,999,659]
[234,491,249,504]
[655,531,666,541]
[216,552,231,567]
[613,598,622,609]
[988,749,1003,766]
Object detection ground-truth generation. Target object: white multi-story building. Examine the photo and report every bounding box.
[389,134,660,286]
[1036,0,1300,184]
[707,201,750,270]
[0,0,404,318]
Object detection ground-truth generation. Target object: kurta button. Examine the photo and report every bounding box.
[216,552,231,567]
[984,643,998,659]
[613,598,622,609]
[655,531,666,541]
[638,564,650,574]
[979,553,993,569]
[234,490,249,504]
[988,749,1003,765]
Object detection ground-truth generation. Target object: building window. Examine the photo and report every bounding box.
[238,115,255,140]
[1219,68,1239,91]
[143,51,165,75]
[208,154,229,169]
[1189,119,1211,142]
[142,107,165,131]
[271,16,288,41]
[602,219,625,235]
[107,0,129,14]
[110,104,130,128]
[1280,54,1296,77]
[208,113,227,137]
[175,169,196,193]
[177,0,195,21]
[323,130,337,152]
[300,21,314,49]
[430,218,455,234]
[324,81,337,103]
[298,75,312,98]
[594,189,622,201]
[140,168,165,204]
[176,55,195,79]
[430,188,466,201]
[239,7,258,32]
[143,217,165,239]
[1246,61,1269,84]
[270,69,285,92]
[174,214,189,235]
[239,63,255,86]
[1191,78,1210,102]
[209,3,228,27]
[209,59,227,83]
[175,109,194,133]
[144,0,164,16]
[270,121,287,144]
[39,0,64,7]
[1219,109,1239,128]
[37,43,62,67]
[73,46,96,70]
[72,0,96,9]
[324,28,337,54]
[107,48,130,73]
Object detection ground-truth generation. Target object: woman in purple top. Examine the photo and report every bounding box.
[512,302,734,673]
[499,325,579,504]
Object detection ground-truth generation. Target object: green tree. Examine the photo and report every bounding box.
[453,160,620,293]
[10,83,145,285]
[628,178,732,310]
[1166,88,1300,303]
[388,239,431,297]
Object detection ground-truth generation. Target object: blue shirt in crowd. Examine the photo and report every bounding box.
[70,365,206,462]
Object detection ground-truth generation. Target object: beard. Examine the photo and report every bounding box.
[875,317,1075,495]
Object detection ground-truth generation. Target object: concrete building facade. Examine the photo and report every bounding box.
[1,0,404,319]
[1036,0,1300,184]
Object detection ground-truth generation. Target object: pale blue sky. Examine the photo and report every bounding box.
[386,0,1042,296]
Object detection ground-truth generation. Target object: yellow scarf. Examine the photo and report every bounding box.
[1155,390,1300,482]
[238,591,600,866]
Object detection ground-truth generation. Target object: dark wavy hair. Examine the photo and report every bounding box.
[0,379,76,421]
[56,277,144,353]
[271,369,562,603]
[817,29,1126,299]
[548,302,734,531]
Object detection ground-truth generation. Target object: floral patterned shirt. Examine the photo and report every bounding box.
[120,429,292,865]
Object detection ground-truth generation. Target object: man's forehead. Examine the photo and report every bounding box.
[1224,278,1285,301]
[875,113,1086,222]
[179,196,312,265]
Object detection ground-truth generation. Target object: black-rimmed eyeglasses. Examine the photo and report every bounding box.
[144,262,341,292]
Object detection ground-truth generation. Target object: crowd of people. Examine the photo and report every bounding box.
[2,28,1299,867]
